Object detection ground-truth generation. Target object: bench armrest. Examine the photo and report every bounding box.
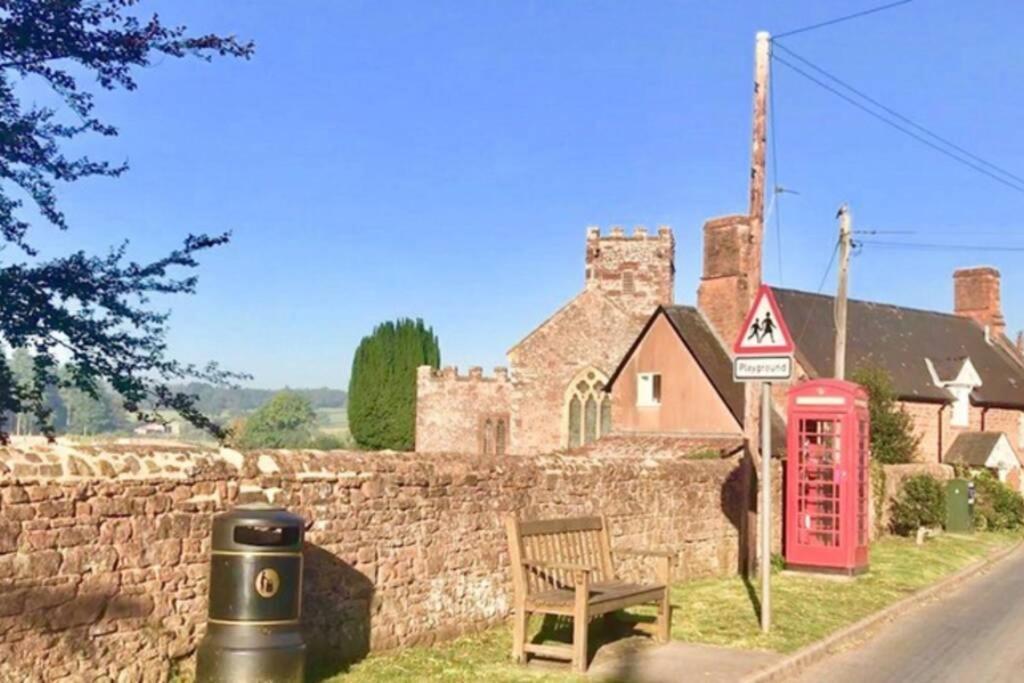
[522,559,595,574]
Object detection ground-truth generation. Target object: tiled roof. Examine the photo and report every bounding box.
[944,432,1005,467]
[773,288,1024,409]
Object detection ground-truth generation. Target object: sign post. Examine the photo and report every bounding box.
[732,285,794,634]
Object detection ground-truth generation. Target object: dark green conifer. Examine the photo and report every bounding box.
[348,319,440,450]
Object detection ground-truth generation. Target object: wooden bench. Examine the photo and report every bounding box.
[504,515,674,673]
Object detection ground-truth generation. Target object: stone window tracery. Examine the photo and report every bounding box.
[565,368,612,448]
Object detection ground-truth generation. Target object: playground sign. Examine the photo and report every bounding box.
[732,285,794,381]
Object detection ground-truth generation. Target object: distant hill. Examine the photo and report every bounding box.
[173,382,346,417]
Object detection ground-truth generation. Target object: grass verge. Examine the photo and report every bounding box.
[329,532,1019,682]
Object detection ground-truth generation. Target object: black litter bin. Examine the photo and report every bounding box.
[196,503,306,682]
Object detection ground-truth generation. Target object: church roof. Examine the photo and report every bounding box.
[773,288,1024,410]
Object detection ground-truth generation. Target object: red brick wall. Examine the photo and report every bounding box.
[0,441,759,680]
[898,400,1023,464]
[697,214,758,348]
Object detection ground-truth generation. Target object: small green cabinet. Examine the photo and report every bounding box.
[946,479,974,533]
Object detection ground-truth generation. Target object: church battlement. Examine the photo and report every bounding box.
[585,225,672,241]
[584,224,675,317]
[417,365,512,384]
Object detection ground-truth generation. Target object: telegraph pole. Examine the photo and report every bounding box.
[746,30,773,635]
[834,204,852,380]
[748,31,771,288]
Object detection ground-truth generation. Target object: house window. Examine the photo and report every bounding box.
[637,372,662,407]
[565,368,612,448]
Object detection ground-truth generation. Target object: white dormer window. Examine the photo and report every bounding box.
[637,373,662,407]
[925,357,981,429]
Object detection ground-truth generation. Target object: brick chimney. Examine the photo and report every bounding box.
[954,267,1005,338]
[697,214,759,346]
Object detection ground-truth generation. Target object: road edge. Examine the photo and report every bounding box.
[739,537,1024,683]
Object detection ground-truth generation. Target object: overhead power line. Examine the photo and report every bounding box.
[771,53,1024,197]
[859,240,1024,252]
[793,240,841,346]
[772,43,1024,188]
[773,0,914,40]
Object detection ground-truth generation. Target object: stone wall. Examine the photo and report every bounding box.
[0,441,758,681]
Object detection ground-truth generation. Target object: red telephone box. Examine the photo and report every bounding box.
[785,379,870,575]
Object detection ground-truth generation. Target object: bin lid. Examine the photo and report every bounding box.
[211,504,305,553]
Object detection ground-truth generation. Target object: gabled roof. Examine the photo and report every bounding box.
[773,288,1024,409]
[507,287,632,357]
[606,305,786,452]
[930,357,968,384]
[944,432,1020,468]
[607,306,741,421]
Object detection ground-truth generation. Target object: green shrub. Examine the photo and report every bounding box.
[972,470,1024,531]
[890,474,945,536]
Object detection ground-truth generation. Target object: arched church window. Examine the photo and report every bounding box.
[564,368,612,448]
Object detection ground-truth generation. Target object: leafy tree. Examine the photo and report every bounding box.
[0,1,254,443]
[61,381,125,436]
[348,319,440,450]
[851,365,920,465]
[236,391,318,449]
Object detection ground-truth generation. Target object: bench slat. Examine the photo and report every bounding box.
[518,516,603,536]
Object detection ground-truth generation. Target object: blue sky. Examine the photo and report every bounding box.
[32,1,1024,388]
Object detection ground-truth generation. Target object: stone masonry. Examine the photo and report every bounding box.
[416,226,675,455]
[0,440,758,682]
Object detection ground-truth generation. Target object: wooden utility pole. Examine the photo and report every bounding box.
[834,204,852,380]
[744,30,774,635]
[748,31,771,289]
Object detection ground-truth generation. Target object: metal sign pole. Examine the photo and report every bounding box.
[761,381,772,633]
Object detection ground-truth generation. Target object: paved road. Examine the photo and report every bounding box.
[792,546,1024,683]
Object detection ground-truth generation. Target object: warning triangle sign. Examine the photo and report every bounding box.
[733,285,795,355]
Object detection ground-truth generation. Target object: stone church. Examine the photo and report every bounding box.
[415,226,675,455]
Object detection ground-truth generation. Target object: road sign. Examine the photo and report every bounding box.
[733,356,792,381]
[731,283,795,636]
[733,284,794,356]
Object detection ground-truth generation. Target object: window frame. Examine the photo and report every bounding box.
[637,372,662,407]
